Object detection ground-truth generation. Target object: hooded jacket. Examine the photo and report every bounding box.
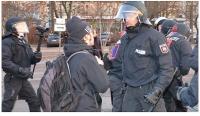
[63,37,109,111]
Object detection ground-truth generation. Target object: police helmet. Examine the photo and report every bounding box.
[177,23,191,37]
[154,17,167,27]
[161,20,177,35]
[115,1,152,25]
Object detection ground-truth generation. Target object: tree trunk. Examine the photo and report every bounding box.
[190,1,194,43]
[50,1,55,32]
[67,1,72,19]
[61,1,72,19]
[53,1,59,18]
[194,15,198,35]
[59,2,62,18]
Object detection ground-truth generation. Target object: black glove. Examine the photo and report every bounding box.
[103,53,112,70]
[174,69,181,78]
[170,85,180,100]
[18,67,33,79]
[179,67,189,76]
[33,51,42,63]
[144,87,162,105]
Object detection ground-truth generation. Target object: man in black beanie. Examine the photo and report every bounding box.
[64,16,109,112]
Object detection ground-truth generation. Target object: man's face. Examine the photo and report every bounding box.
[83,32,94,46]
[123,12,139,27]
[13,21,29,33]
[158,25,162,32]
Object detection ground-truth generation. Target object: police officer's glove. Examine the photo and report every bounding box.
[179,67,189,76]
[174,69,181,77]
[18,67,33,79]
[144,87,162,105]
[103,53,112,70]
[33,51,42,63]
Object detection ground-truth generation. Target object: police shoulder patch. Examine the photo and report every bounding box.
[159,44,169,54]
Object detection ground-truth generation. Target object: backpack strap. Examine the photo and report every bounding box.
[66,50,89,79]
[64,50,90,111]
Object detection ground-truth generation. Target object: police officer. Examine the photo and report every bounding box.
[2,17,42,112]
[176,45,198,107]
[177,23,191,39]
[154,17,167,32]
[114,1,174,112]
[161,20,193,112]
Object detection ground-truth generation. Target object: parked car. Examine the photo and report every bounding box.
[47,34,63,47]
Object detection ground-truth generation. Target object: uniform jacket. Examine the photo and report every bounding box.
[116,24,174,91]
[166,32,193,76]
[2,35,37,78]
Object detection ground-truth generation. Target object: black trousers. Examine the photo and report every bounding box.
[122,81,166,112]
[163,77,187,112]
[95,93,102,112]
[109,75,124,112]
[2,75,40,112]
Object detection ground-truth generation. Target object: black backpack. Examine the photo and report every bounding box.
[37,51,88,112]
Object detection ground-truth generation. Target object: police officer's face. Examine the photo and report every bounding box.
[124,12,139,27]
[158,25,162,32]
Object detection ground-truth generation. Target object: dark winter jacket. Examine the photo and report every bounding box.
[166,32,193,76]
[2,34,38,78]
[63,37,109,111]
[116,24,174,91]
[179,45,198,107]
[188,45,198,72]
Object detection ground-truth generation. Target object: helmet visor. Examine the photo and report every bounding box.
[115,4,143,21]
[13,22,29,33]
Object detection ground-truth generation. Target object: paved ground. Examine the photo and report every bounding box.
[1,45,198,112]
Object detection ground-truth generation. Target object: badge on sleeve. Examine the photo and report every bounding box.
[159,44,169,54]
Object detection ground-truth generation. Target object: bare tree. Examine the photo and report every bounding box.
[52,1,59,18]
[145,1,178,19]
[61,1,73,19]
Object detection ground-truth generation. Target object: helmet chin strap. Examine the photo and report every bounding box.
[137,16,142,24]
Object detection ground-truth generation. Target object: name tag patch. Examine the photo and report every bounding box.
[135,49,146,55]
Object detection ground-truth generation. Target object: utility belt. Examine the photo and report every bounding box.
[121,79,156,94]
[5,72,29,81]
[5,73,15,78]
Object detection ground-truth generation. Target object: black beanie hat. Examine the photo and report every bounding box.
[66,16,91,40]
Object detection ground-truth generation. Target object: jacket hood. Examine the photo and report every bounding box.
[64,36,92,57]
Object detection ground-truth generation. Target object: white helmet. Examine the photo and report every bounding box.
[154,17,167,26]
[115,1,152,25]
